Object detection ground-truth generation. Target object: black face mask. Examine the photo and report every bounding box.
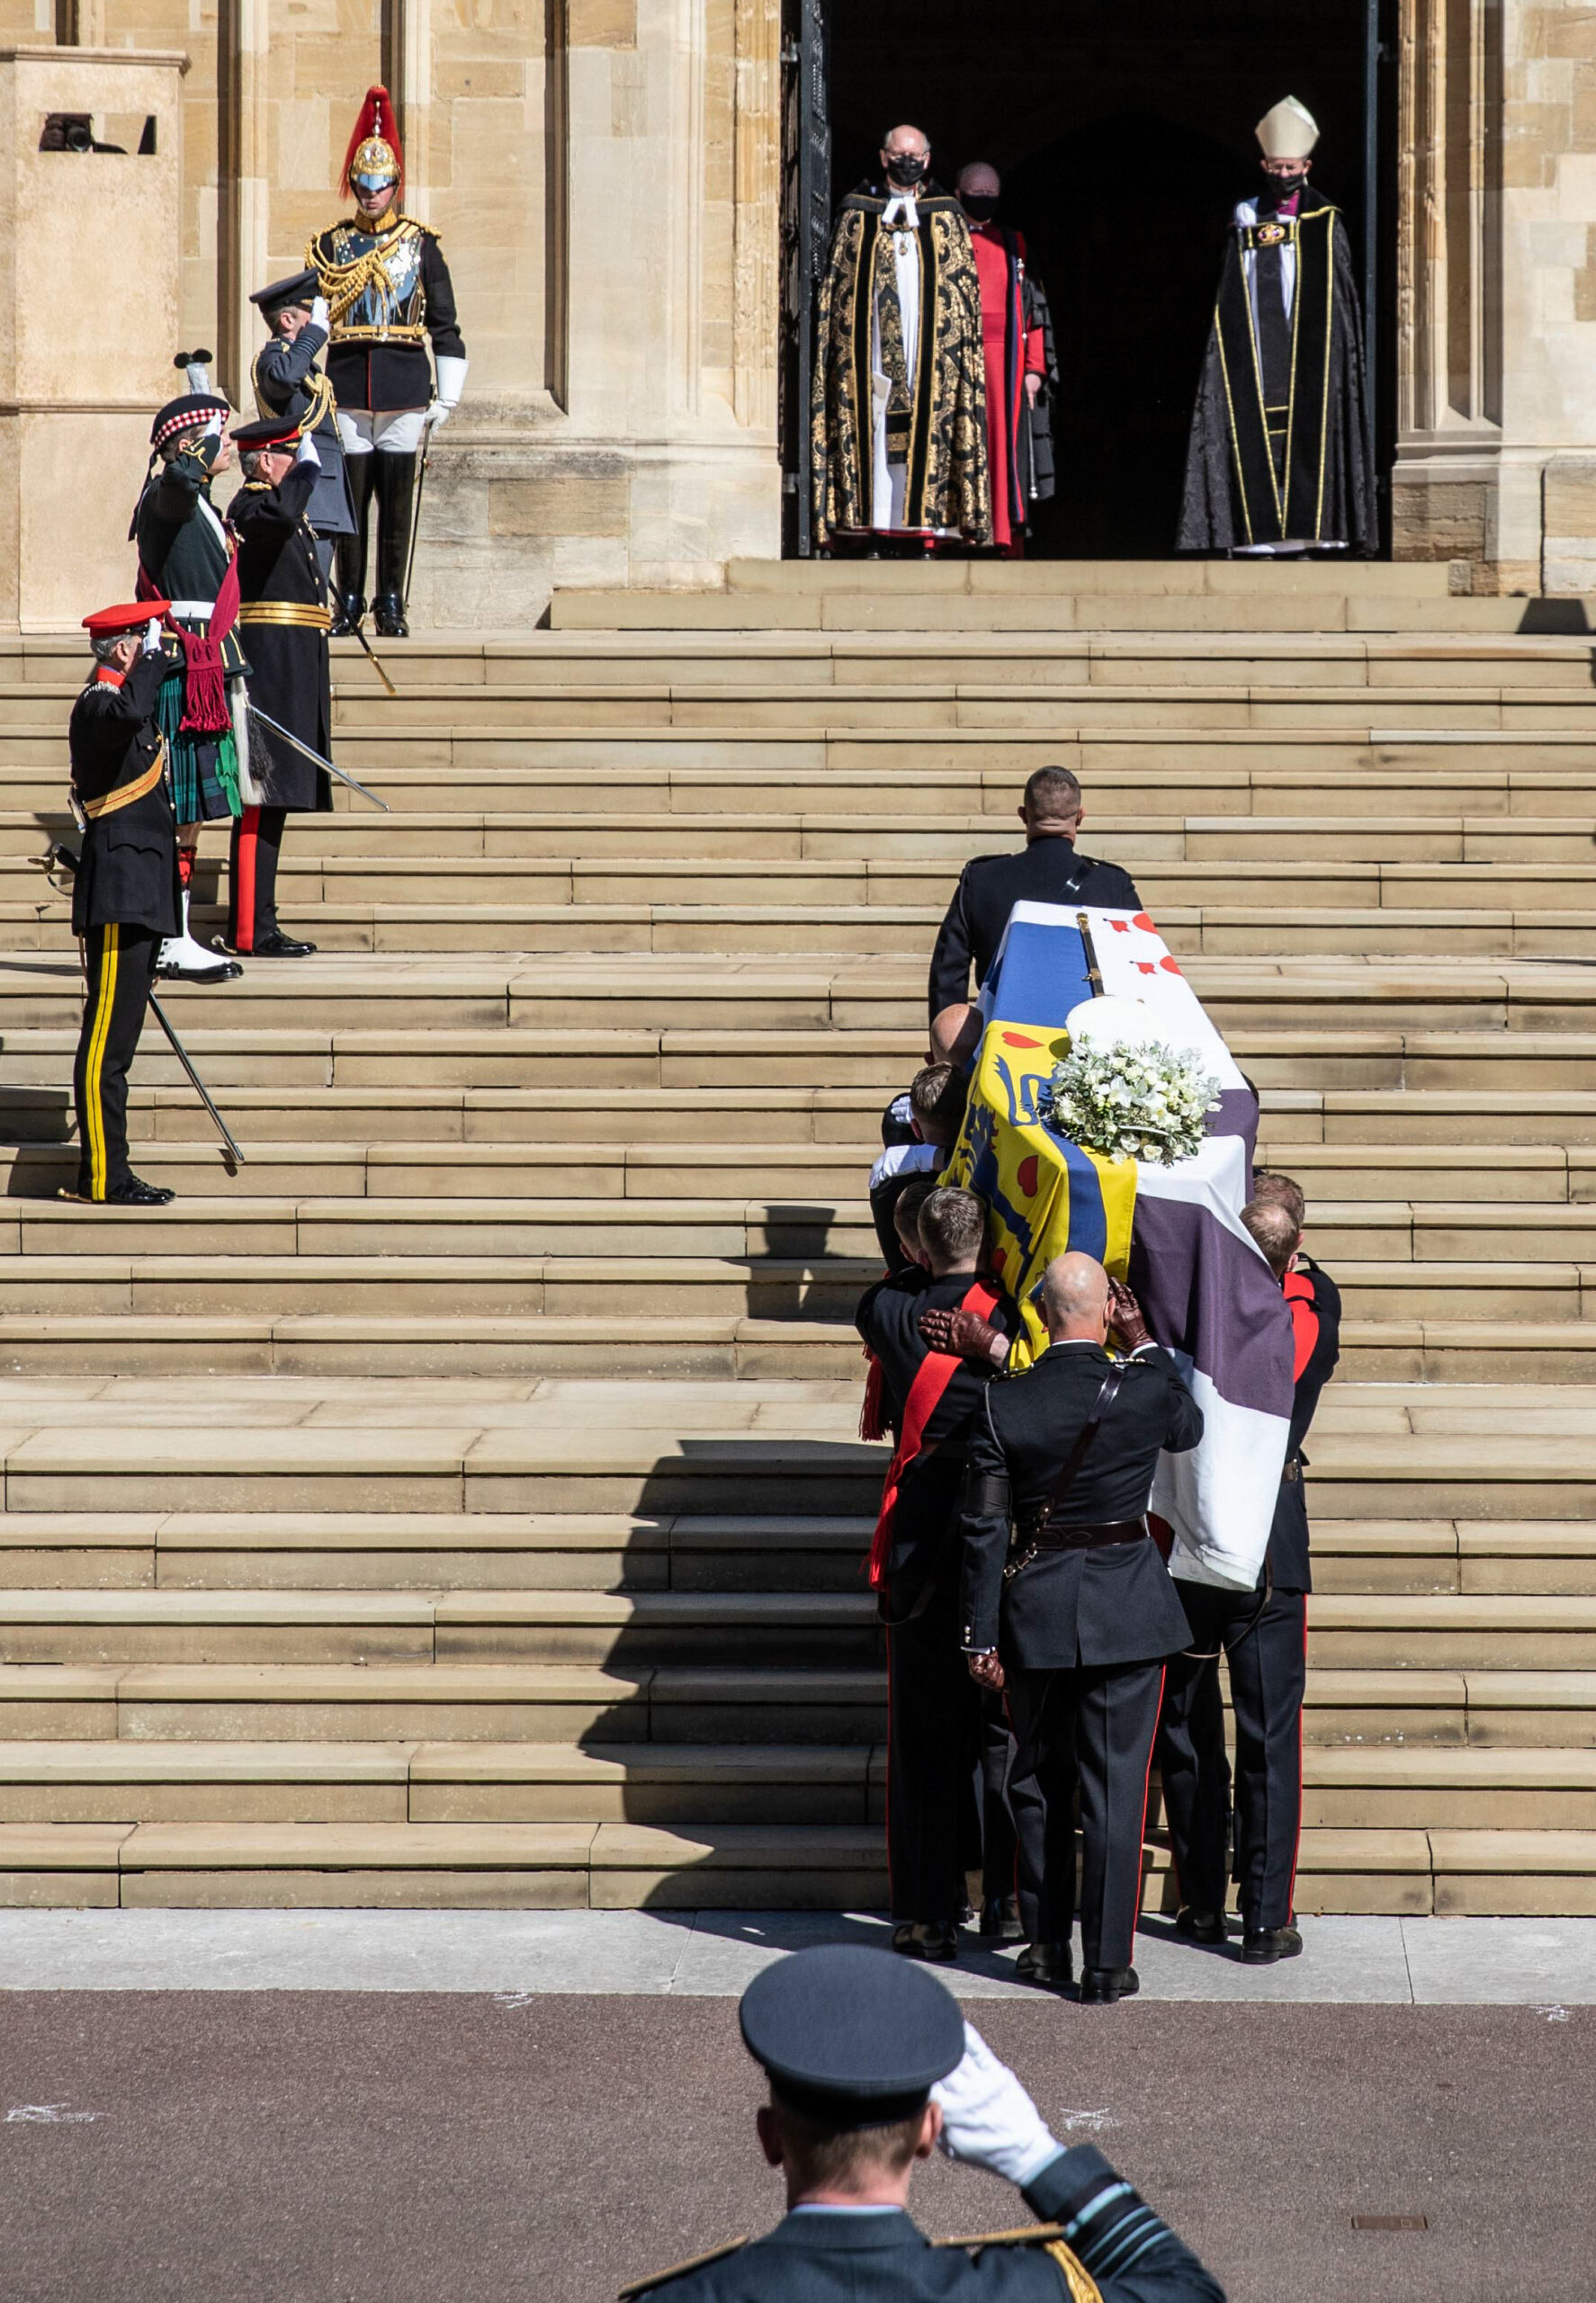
[885,153,928,188]
[961,193,999,221]
[1261,169,1307,207]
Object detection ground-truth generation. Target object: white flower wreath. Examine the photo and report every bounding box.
[1036,1035,1221,1166]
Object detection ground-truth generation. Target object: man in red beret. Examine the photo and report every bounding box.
[66,604,183,1205]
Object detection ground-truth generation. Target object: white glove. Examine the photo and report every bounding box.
[295,433,321,467]
[429,353,469,427]
[931,2023,1063,2187]
[142,617,164,654]
[424,399,452,432]
[310,294,330,332]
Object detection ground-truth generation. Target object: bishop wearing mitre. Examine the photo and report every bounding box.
[1179,96,1378,556]
[811,123,991,550]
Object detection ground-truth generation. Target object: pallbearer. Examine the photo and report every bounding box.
[306,85,468,638]
[1179,96,1378,556]
[224,416,334,959]
[67,605,182,1207]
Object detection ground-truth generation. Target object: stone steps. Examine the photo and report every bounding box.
[3,584,1592,1911]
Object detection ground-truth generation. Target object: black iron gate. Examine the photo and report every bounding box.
[779,0,829,556]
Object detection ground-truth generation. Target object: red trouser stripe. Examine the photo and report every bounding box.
[1286,1603,1307,1919]
[234,807,259,952]
[1133,1663,1168,1937]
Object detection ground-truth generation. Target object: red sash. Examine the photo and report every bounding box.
[136,549,241,735]
[867,1277,1000,1589]
[1285,1268,1318,1381]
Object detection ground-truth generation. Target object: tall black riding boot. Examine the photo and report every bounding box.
[372,449,417,638]
[332,452,375,634]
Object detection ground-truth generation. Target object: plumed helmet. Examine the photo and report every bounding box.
[341,84,404,200]
[1254,95,1319,161]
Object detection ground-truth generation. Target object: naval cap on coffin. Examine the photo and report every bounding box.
[739,1946,966,2128]
[1255,95,1319,160]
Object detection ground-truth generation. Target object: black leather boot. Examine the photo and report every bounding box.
[372,448,417,637]
[331,453,374,635]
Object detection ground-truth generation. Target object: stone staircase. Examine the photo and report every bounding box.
[0,555,1592,1917]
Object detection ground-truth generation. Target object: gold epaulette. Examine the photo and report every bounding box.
[616,2235,748,2299]
[935,2227,1102,2303]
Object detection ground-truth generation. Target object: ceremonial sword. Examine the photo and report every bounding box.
[246,704,391,811]
[401,414,435,622]
[325,577,399,698]
[37,845,247,1171]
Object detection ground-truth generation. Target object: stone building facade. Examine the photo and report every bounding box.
[0,1,1592,624]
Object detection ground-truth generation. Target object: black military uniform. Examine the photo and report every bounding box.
[622,1944,1224,2301]
[857,1266,1020,1939]
[67,610,182,1206]
[226,417,335,957]
[961,1340,1202,1989]
[928,835,1143,1019]
[249,269,357,576]
[1159,1259,1341,1953]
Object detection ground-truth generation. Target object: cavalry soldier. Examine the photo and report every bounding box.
[130,366,249,984]
[248,268,358,587]
[224,416,334,958]
[619,1945,1225,2299]
[856,1187,1020,1962]
[956,1251,1202,2002]
[66,604,182,1207]
[1158,1181,1341,1966]
[306,84,468,639]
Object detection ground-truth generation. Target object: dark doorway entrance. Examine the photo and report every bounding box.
[790,0,1394,558]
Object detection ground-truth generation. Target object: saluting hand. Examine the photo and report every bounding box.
[919,1306,1008,1367]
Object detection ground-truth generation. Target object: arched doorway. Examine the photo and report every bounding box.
[784,0,1396,558]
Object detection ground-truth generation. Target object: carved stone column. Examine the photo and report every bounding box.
[731,0,778,433]
[216,0,268,408]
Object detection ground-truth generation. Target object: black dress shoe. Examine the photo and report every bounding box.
[1078,1965,1139,2003]
[1242,1924,1304,1965]
[64,1173,175,1208]
[979,1895,1023,1942]
[248,931,317,958]
[1173,1906,1229,1947]
[892,1920,959,1963]
[330,593,366,637]
[372,591,409,639]
[1015,1939,1072,1988]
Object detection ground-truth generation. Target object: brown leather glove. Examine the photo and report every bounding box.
[1107,1278,1152,1353]
[919,1306,1008,1367]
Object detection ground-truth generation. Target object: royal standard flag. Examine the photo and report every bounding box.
[946,902,1294,1591]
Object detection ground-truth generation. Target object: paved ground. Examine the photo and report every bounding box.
[4,1916,1595,2299]
[4,1908,1596,2002]
[1,1988,1589,2303]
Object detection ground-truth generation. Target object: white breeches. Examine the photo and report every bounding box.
[336,408,429,456]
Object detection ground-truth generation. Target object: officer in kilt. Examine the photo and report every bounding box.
[131,366,251,983]
[223,416,334,958]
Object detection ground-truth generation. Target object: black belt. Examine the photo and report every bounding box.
[1024,1515,1149,1554]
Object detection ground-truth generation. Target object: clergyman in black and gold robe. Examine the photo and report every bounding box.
[811,144,991,549]
[1179,96,1377,556]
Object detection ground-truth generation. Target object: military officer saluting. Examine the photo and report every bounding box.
[248,268,358,587]
[65,604,183,1207]
[223,415,336,959]
[957,1251,1203,2002]
[620,1944,1225,2299]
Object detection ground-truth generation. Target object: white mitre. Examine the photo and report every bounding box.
[1254,95,1319,159]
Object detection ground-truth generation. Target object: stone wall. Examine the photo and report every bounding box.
[1394,0,1596,591]
[4,1,782,629]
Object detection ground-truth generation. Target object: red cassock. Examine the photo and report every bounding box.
[969,221,1046,552]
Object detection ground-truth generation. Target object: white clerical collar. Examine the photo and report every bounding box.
[882,193,919,231]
